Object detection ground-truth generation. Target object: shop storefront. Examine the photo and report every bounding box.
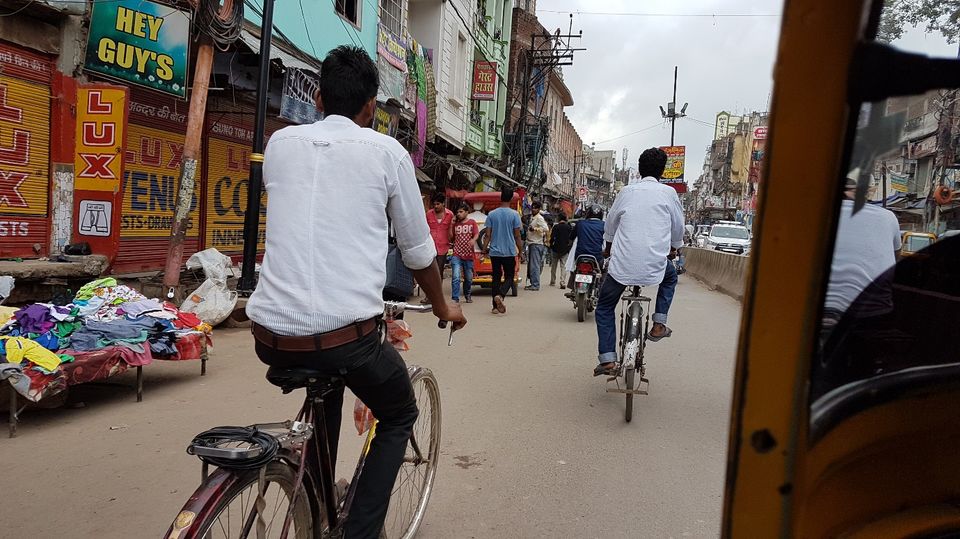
[0,41,54,257]
[113,89,201,272]
[202,96,271,258]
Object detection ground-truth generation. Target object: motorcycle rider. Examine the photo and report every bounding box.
[565,205,606,295]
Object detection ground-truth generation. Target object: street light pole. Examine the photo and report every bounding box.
[238,0,277,295]
[659,66,687,146]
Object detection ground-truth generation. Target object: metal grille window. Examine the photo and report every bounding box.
[380,0,402,36]
[336,0,360,26]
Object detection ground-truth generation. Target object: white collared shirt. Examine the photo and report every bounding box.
[246,115,436,336]
[604,176,685,286]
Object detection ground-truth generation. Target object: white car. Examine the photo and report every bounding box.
[705,222,752,255]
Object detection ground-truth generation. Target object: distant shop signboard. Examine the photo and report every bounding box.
[472,61,497,101]
[659,145,686,180]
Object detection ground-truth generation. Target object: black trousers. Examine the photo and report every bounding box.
[490,255,516,306]
[255,329,418,539]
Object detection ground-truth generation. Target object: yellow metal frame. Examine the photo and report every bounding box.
[725,0,960,536]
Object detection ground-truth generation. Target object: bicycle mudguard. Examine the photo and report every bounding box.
[165,467,254,539]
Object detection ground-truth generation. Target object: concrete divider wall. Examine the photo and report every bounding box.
[684,247,748,300]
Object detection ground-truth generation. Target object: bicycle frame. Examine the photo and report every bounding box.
[618,286,652,371]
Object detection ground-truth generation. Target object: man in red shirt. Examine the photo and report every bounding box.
[426,193,454,281]
[449,203,480,302]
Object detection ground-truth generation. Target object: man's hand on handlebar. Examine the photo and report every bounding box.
[433,301,467,331]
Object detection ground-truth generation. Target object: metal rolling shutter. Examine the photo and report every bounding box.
[113,88,200,273]
[0,41,52,257]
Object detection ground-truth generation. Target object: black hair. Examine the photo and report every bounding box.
[431,193,446,204]
[500,188,514,202]
[637,148,669,179]
[319,46,379,119]
[457,202,471,212]
[558,214,567,222]
[531,201,542,210]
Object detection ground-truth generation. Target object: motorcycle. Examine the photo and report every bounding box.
[571,255,602,322]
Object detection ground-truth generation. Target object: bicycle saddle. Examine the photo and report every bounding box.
[265,366,344,394]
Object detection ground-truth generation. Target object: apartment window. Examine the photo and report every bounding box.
[336,0,360,27]
[380,0,402,36]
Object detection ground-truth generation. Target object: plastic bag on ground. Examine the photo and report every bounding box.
[181,248,238,325]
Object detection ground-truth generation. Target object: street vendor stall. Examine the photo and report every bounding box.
[0,278,212,437]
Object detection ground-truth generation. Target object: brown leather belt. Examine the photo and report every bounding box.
[251,318,379,352]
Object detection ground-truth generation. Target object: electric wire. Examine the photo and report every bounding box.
[196,0,244,49]
[593,121,666,144]
[538,10,780,18]
[0,0,36,17]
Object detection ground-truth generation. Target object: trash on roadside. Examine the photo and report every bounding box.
[0,276,14,305]
[181,248,238,326]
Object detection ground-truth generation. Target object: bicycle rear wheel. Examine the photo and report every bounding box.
[624,366,635,422]
[382,366,442,539]
[167,461,313,539]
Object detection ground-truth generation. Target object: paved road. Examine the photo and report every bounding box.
[0,273,740,538]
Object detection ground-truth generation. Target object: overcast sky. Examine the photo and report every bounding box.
[536,0,956,180]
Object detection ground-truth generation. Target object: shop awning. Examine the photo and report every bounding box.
[239,26,321,73]
[415,168,434,186]
[449,162,481,183]
[471,161,524,188]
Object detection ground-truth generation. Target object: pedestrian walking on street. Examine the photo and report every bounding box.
[482,188,522,314]
[246,45,466,539]
[549,214,573,288]
[427,192,453,281]
[449,203,479,303]
[524,202,549,291]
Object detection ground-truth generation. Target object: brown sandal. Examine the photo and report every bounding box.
[493,295,506,313]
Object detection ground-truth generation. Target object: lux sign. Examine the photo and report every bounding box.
[75,87,128,192]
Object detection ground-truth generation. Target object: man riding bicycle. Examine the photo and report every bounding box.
[246,46,467,539]
[593,148,684,377]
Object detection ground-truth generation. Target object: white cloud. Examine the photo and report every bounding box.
[537,0,783,178]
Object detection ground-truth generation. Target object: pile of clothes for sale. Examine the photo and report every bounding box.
[0,277,212,400]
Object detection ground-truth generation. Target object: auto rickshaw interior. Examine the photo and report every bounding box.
[724,0,960,537]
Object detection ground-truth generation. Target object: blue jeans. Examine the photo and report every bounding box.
[595,261,679,363]
[527,243,546,289]
[450,256,474,300]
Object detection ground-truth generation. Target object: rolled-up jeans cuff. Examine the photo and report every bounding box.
[598,352,618,363]
[652,313,668,324]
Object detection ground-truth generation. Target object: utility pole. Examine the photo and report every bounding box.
[659,66,688,146]
[162,0,237,300]
[511,15,584,193]
[238,0,278,294]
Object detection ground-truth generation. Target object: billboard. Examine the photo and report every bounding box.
[84,0,191,98]
[472,61,497,101]
[659,145,686,180]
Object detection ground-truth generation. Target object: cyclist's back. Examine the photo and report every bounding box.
[245,46,465,539]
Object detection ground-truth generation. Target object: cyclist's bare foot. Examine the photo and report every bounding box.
[647,322,673,342]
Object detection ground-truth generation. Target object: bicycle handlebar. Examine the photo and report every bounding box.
[383,301,455,344]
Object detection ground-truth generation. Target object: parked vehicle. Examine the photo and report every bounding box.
[571,255,602,322]
[704,221,752,255]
